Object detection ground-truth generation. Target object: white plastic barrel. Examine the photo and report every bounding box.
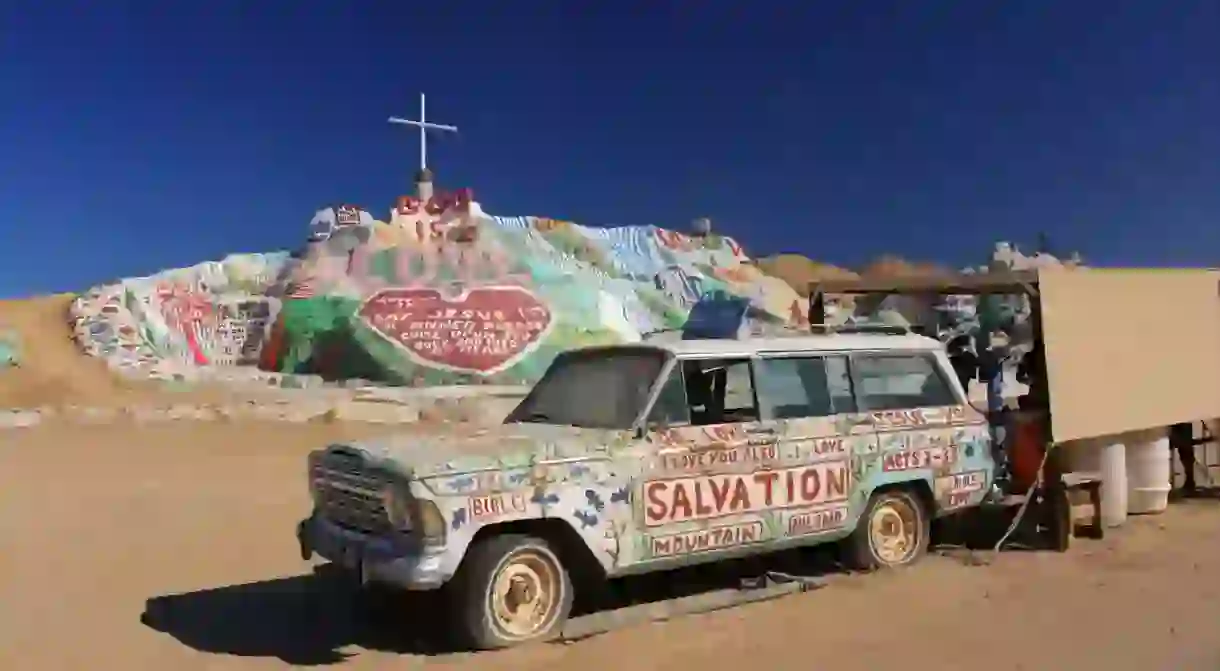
[1102,439,1127,529]
[1098,437,1129,527]
[1125,428,1171,515]
[1060,434,1128,527]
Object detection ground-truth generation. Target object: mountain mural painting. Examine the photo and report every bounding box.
[244,189,809,386]
[64,187,821,387]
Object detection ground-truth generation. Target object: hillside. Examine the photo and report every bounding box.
[0,187,1064,408]
[19,192,810,398]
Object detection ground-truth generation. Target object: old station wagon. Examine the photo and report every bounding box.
[298,331,994,648]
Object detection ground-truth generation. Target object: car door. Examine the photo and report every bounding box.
[752,353,878,540]
[635,355,780,566]
[851,350,993,513]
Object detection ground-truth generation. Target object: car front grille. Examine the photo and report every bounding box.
[310,450,394,535]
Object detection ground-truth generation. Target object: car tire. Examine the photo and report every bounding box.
[448,534,574,650]
[843,488,930,570]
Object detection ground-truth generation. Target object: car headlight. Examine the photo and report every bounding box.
[380,490,448,546]
[381,484,414,531]
[411,498,448,547]
[381,484,447,546]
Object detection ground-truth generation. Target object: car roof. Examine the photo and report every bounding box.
[572,332,944,359]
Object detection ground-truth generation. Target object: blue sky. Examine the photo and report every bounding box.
[1,1,1217,297]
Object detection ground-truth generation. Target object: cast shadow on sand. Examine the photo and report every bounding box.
[140,549,852,664]
[140,564,456,665]
[141,507,1107,664]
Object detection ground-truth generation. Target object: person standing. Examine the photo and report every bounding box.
[1169,422,1197,495]
[946,334,978,393]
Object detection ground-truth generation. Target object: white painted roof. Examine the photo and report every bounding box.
[581,332,944,358]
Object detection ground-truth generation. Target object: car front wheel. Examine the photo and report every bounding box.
[449,534,573,649]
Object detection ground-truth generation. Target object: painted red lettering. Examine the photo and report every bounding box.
[357,287,550,374]
[825,467,848,499]
[396,191,471,219]
[801,469,821,501]
[694,482,713,516]
[661,444,781,473]
[875,409,929,427]
[814,438,842,454]
[650,521,764,558]
[671,485,693,521]
[752,471,778,506]
[396,195,420,216]
[645,482,668,522]
[643,462,850,527]
[652,537,672,555]
[730,478,750,510]
[710,478,732,509]
[468,493,527,521]
[470,495,499,519]
[788,505,848,536]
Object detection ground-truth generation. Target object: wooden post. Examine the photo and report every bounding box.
[1028,296,1071,551]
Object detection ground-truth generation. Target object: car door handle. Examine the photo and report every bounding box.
[746,427,776,436]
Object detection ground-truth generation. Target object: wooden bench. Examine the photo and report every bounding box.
[1061,470,1104,544]
[996,470,1103,551]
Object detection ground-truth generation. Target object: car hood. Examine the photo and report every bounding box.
[332,422,636,478]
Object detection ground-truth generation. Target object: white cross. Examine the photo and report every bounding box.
[387,93,459,173]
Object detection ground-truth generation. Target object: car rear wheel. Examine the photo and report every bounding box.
[844,489,930,570]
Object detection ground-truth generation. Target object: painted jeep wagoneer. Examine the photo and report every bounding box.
[298,332,994,648]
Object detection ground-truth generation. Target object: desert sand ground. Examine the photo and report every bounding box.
[6,296,1220,670]
[4,421,1220,671]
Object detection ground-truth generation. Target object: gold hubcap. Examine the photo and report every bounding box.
[488,550,560,641]
[868,500,918,565]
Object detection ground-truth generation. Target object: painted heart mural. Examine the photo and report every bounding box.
[357,286,554,375]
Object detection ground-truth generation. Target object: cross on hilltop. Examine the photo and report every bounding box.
[388,93,459,180]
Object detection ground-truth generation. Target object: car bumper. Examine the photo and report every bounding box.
[297,514,450,590]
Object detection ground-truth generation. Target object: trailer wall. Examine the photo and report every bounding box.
[1040,267,1220,443]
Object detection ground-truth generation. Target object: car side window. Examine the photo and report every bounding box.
[852,353,957,411]
[647,365,692,427]
[824,356,857,412]
[681,357,759,425]
[754,355,856,419]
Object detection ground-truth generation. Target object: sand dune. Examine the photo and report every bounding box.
[0,295,137,407]
[0,295,234,408]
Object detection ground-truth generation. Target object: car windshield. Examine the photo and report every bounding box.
[505,348,668,429]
